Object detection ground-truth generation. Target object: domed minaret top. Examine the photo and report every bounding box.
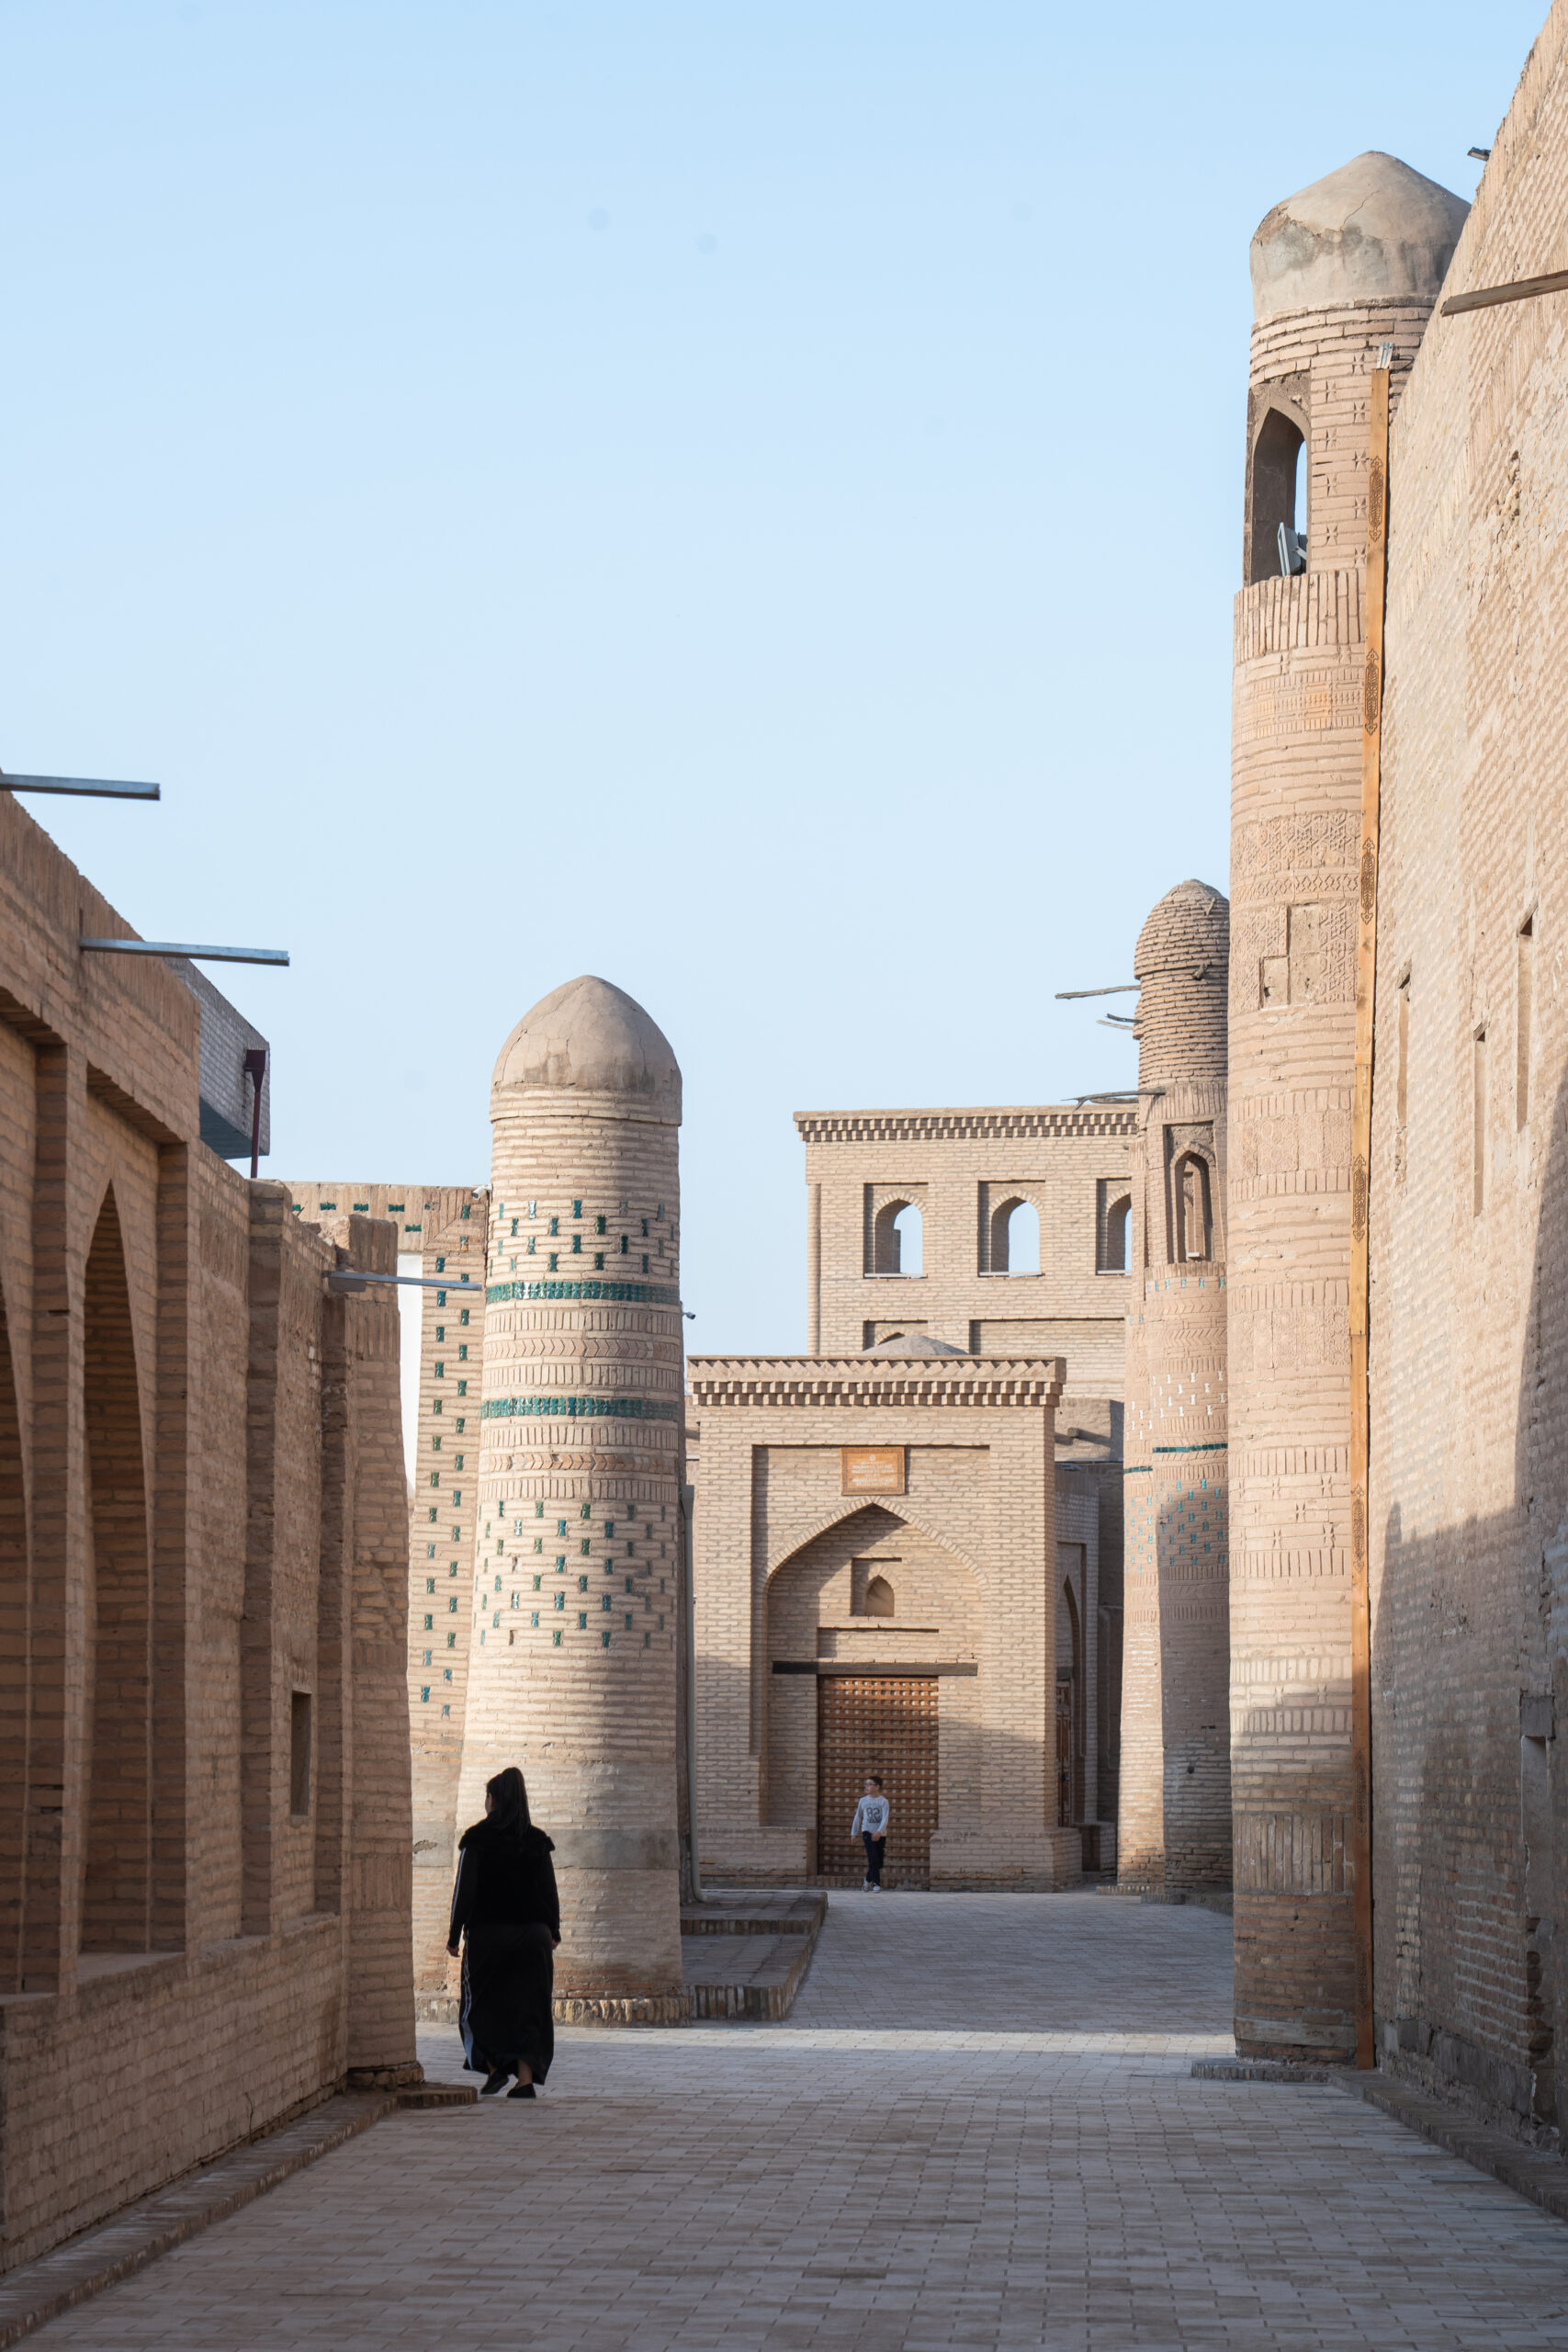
[1250,152,1469,323]
[491,975,682,1121]
[1134,878,1229,1092]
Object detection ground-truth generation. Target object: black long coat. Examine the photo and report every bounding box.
[448,1818,559,2081]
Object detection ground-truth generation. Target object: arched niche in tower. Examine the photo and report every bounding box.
[1247,401,1308,584]
[1098,1188,1132,1273]
[1172,1151,1214,1264]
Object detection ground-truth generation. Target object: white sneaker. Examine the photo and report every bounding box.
[862,1878,871,1890]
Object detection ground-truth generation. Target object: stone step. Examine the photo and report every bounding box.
[680,1891,826,1937]
[682,1932,817,2021]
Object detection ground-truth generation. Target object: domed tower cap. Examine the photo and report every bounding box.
[1251,152,1468,324]
[1134,878,1230,980]
[491,975,682,1123]
[1134,879,1230,1091]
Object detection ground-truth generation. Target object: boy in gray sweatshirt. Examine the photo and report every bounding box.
[851,1777,889,1889]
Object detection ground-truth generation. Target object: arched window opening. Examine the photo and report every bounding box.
[1097,1187,1131,1274]
[1004,1198,1039,1274]
[0,1283,27,1991]
[873,1200,922,1276]
[82,1189,152,1955]
[1174,1153,1213,1263]
[986,1194,1039,1274]
[863,1575,896,1619]
[1248,406,1306,584]
[894,1204,922,1275]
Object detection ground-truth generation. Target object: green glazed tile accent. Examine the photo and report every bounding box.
[484,1279,681,1306]
[480,1395,681,1423]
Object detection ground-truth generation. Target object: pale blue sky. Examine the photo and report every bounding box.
[0,0,1542,1351]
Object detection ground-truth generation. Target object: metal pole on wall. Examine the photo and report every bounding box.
[1348,346,1392,2073]
[244,1047,266,1182]
[681,1481,702,1902]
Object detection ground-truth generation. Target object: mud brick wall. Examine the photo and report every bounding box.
[1370,0,1568,2135]
[0,794,416,2272]
[282,1180,490,1996]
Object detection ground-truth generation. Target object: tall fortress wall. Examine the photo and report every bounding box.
[1228,154,1468,2056]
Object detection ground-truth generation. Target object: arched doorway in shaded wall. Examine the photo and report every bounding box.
[764,1502,979,1885]
[0,1280,27,1989]
[82,1188,152,1954]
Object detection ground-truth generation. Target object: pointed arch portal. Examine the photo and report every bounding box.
[82,1188,152,1954]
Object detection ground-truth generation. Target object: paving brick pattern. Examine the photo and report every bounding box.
[29,1896,1568,2350]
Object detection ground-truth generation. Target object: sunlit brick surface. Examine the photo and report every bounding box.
[29,1895,1568,2351]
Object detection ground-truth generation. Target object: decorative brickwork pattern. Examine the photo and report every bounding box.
[459,978,687,2020]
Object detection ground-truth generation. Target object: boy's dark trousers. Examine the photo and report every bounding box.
[863,1833,886,1886]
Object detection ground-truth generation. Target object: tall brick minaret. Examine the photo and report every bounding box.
[1228,155,1466,2059]
[1119,880,1231,1894]
[457,975,689,2021]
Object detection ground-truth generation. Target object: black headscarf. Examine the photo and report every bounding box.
[485,1765,531,1837]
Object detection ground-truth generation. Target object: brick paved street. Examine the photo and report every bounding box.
[30,1894,1568,2349]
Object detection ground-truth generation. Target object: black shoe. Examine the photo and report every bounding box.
[507,2082,536,2099]
[480,2068,512,2096]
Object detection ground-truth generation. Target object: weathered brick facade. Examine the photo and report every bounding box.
[683,1102,1135,1889]
[281,1180,487,1995]
[800,1100,1130,1830]
[1361,0,1568,2137]
[0,797,417,2273]
[686,1355,1088,1889]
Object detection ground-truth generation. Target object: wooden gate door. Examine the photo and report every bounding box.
[1055,1678,1073,1826]
[817,1674,938,1883]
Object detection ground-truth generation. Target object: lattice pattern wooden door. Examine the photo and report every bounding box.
[817,1675,939,1883]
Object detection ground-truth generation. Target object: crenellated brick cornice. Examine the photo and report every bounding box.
[793,1105,1135,1147]
[686,1355,1066,1409]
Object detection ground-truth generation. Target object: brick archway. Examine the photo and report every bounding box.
[82,1186,152,1955]
[0,1281,26,1988]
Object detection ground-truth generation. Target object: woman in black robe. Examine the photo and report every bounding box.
[447,1765,560,2098]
